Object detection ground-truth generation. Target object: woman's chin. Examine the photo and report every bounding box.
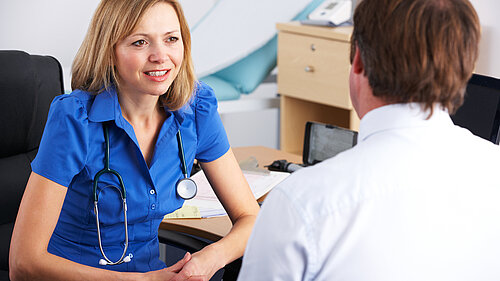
[146,85,171,97]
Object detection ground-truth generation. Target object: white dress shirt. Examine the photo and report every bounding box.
[237,103,500,281]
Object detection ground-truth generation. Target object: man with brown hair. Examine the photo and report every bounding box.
[237,0,500,280]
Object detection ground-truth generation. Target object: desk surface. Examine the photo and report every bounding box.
[159,146,302,241]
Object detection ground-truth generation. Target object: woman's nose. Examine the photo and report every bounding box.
[149,44,168,64]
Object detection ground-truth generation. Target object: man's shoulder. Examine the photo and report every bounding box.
[273,146,367,208]
[270,136,415,215]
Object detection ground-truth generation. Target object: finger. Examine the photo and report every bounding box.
[170,267,193,281]
[187,275,208,281]
[167,252,192,273]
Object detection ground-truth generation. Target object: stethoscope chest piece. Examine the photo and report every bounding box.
[177,178,197,200]
[175,130,197,200]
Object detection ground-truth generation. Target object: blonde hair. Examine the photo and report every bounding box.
[71,0,196,110]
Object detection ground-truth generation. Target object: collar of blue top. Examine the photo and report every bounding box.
[87,85,193,126]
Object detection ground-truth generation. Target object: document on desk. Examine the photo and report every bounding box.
[164,170,290,219]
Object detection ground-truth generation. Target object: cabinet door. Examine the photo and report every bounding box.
[278,32,352,109]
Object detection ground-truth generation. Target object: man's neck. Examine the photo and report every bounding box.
[356,89,390,120]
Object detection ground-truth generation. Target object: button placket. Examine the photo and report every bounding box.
[148,186,158,214]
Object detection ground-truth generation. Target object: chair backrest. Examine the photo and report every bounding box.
[0,50,63,273]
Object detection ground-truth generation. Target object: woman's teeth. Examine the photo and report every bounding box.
[146,70,168,76]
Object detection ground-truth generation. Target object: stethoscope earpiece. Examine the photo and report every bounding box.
[99,253,133,266]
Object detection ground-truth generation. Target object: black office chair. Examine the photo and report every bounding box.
[0,50,64,280]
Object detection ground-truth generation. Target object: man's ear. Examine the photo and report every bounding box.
[352,45,364,75]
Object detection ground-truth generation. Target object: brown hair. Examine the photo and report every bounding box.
[71,0,196,110]
[350,0,480,115]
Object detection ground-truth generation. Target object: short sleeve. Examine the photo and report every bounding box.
[31,94,89,187]
[194,82,230,162]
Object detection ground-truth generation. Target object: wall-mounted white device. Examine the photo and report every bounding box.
[307,0,352,26]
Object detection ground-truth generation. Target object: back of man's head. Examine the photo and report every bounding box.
[350,0,480,115]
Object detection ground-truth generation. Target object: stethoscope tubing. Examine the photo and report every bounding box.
[176,130,189,178]
[93,122,197,266]
[93,122,130,266]
[94,198,129,265]
[93,123,126,202]
[175,130,198,199]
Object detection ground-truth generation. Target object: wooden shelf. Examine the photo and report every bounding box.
[277,22,359,155]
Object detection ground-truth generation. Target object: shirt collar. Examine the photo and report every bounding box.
[358,103,454,143]
[170,98,194,125]
[88,86,193,126]
[88,87,118,123]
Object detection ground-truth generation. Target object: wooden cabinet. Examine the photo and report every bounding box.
[277,22,359,156]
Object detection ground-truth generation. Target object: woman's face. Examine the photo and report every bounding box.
[114,2,184,99]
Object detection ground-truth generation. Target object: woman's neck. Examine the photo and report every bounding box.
[118,92,164,129]
[117,91,167,166]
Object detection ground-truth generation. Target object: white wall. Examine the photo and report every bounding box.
[0,0,497,149]
[469,0,500,79]
[0,0,276,148]
[179,0,218,27]
[0,0,215,91]
[1,1,497,81]
[0,0,100,90]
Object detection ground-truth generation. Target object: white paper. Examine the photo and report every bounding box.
[184,170,290,218]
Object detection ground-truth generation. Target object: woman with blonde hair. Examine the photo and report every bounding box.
[9,0,259,280]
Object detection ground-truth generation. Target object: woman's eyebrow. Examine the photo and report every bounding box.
[129,30,180,37]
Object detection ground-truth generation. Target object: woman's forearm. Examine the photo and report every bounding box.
[9,173,144,281]
[9,250,142,281]
[195,149,260,274]
[204,213,257,267]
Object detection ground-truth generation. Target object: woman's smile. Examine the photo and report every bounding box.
[143,69,170,82]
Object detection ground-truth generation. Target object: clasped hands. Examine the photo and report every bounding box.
[146,245,225,281]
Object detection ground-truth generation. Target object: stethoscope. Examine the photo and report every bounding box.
[93,122,197,266]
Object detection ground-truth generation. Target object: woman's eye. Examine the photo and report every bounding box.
[132,40,147,46]
[166,36,179,43]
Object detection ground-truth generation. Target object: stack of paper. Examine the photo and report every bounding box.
[164,169,290,219]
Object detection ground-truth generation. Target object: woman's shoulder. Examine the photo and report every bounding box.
[32,89,94,187]
[193,81,216,102]
[191,81,218,111]
[47,89,96,124]
[50,89,94,116]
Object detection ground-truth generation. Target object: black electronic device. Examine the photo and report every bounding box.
[451,74,500,144]
[267,122,358,173]
[303,121,358,165]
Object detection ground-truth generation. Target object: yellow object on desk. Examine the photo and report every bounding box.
[164,204,201,219]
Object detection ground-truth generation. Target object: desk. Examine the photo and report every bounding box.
[277,22,359,156]
[159,146,301,242]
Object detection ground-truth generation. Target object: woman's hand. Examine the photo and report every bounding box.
[170,245,224,281]
[145,252,208,281]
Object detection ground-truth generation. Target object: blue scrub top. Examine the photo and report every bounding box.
[31,82,230,272]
